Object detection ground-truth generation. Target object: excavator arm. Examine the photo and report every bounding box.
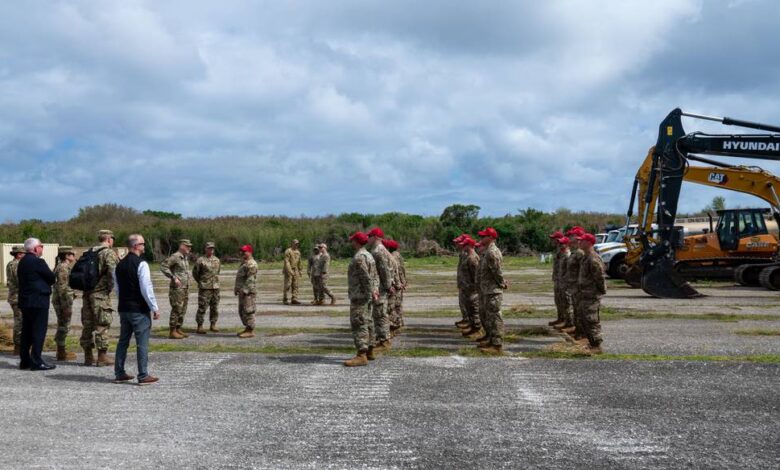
[639,108,780,298]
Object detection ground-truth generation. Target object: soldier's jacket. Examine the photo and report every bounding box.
[53,262,75,305]
[91,243,120,294]
[578,251,607,298]
[392,251,407,288]
[161,251,190,289]
[192,255,221,289]
[457,250,480,292]
[284,248,302,276]
[478,242,505,295]
[5,259,20,304]
[316,252,330,277]
[564,249,584,291]
[553,249,570,286]
[235,258,258,295]
[348,247,378,302]
[307,253,317,278]
[389,252,401,290]
[370,243,395,294]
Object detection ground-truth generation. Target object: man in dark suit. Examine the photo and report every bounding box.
[18,238,57,371]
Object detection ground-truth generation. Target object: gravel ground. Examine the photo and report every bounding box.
[0,353,777,469]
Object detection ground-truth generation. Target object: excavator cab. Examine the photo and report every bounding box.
[715,209,769,250]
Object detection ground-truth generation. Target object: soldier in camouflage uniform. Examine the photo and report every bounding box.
[367,228,395,351]
[192,242,221,334]
[52,246,78,361]
[548,232,573,329]
[344,232,379,367]
[80,229,120,366]
[235,245,258,338]
[476,228,507,354]
[5,245,25,355]
[283,240,303,305]
[561,227,585,336]
[315,244,336,305]
[308,247,320,304]
[160,239,192,339]
[456,236,481,337]
[388,240,407,332]
[383,240,402,335]
[453,234,470,329]
[575,233,606,354]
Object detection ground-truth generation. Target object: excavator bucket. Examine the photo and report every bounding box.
[641,259,702,298]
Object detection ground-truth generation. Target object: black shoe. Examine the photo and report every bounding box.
[19,362,30,370]
[30,363,56,371]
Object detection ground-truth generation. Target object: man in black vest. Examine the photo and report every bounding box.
[112,234,160,385]
[17,238,56,371]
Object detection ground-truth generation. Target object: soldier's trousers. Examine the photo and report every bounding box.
[196,289,220,325]
[554,285,573,325]
[577,295,602,346]
[387,292,400,329]
[169,287,189,329]
[395,290,404,328]
[8,302,22,347]
[284,273,300,301]
[52,299,74,347]
[371,294,390,343]
[567,288,582,332]
[349,298,372,352]
[80,291,113,350]
[238,292,256,329]
[316,275,334,302]
[481,292,504,346]
[310,276,318,300]
[459,289,480,329]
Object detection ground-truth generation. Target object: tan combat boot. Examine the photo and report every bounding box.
[96,349,114,367]
[210,322,219,333]
[455,320,470,328]
[177,328,189,338]
[574,337,590,346]
[588,345,603,355]
[344,351,369,367]
[169,328,184,339]
[196,324,207,335]
[561,326,577,334]
[237,328,255,338]
[83,348,95,366]
[56,346,77,361]
[478,345,503,355]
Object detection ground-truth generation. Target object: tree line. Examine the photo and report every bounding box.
[0,203,624,261]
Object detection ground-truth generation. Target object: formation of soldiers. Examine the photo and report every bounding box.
[548,226,606,354]
[3,224,605,366]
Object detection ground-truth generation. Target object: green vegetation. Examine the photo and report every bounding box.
[0,203,623,261]
[735,329,780,336]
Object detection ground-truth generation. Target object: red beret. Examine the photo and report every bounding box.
[477,227,498,239]
[549,231,564,239]
[453,234,466,243]
[239,244,253,253]
[382,239,399,250]
[367,228,384,238]
[558,236,570,245]
[566,227,585,237]
[461,237,477,247]
[350,231,369,245]
[576,233,597,245]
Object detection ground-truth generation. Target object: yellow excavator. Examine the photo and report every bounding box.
[622,148,780,292]
[624,108,780,298]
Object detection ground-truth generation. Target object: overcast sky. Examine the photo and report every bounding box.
[1,0,779,222]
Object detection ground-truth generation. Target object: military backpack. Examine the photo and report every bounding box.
[69,247,107,291]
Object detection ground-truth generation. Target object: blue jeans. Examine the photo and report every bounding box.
[115,311,152,380]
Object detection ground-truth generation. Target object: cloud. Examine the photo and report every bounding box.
[0,0,778,222]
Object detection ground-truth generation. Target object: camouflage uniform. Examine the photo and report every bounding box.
[553,248,573,325]
[283,247,303,303]
[564,248,584,332]
[308,249,320,300]
[369,242,395,344]
[80,244,119,350]
[456,251,467,322]
[391,251,407,328]
[458,249,481,330]
[192,254,221,326]
[5,256,21,347]
[348,247,378,352]
[315,252,334,303]
[478,242,505,347]
[577,251,606,347]
[52,261,76,347]
[387,253,402,329]
[161,251,190,329]
[235,257,258,329]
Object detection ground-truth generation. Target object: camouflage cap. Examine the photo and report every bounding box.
[58,245,75,254]
[179,239,193,247]
[10,245,24,255]
[205,242,216,249]
[98,229,114,238]
[292,239,300,245]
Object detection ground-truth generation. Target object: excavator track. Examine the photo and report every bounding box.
[758,265,780,290]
